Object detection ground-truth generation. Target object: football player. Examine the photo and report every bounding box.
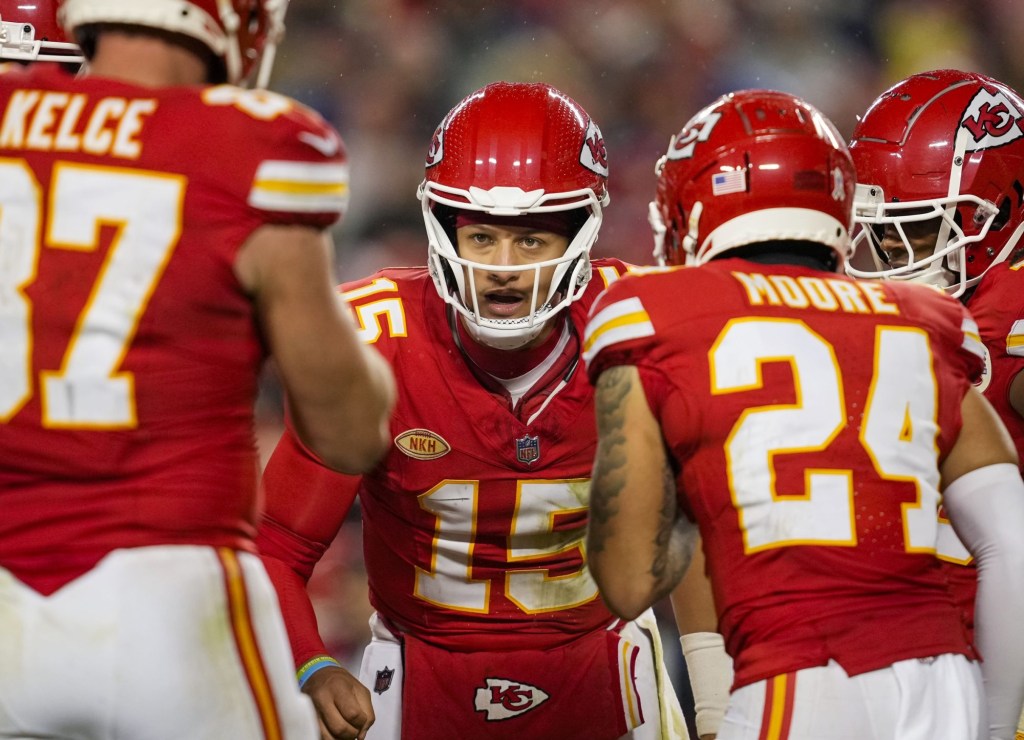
[585,89,1024,739]
[847,67,1024,740]
[0,1,394,738]
[257,81,689,740]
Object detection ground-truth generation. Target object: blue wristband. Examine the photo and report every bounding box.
[296,655,342,688]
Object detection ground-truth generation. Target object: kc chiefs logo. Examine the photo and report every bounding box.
[959,86,1024,151]
[580,118,609,177]
[473,678,550,721]
[425,124,445,167]
[666,110,722,161]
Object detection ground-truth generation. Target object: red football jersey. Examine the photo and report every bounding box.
[585,258,983,688]
[969,261,1024,464]
[0,64,349,593]
[936,259,1024,635]
[342,261,628,651]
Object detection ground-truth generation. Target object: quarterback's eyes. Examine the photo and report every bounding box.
[465,232,551,249]
[464,231,499,247]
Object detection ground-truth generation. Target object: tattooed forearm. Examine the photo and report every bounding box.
[652,500,696,605]
[589,366,634,555]
[650,461,687,598]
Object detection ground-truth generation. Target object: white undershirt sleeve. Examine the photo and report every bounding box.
[942,462,1024,740]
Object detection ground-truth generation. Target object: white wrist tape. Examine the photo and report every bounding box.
[680,631,733,737]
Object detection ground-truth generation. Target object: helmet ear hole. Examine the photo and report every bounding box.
[432,204,459,252]
[437,260,460,297]
[990,197,1011,231]
[553,258,579,297]
[668,219,685,263]
[673,201,691,262]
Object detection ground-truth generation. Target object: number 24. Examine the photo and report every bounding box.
[714,318,942,554]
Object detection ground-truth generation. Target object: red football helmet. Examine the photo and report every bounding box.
[847,69,1024,297]
[651,89,855,270]
[0,0,83,63]
[419,81,610,350]
[58,0,287,87]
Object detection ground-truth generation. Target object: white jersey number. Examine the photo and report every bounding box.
[0,160,184,427]
[341,278,407,344]
[414,479,599,614]
[711,318,942,554]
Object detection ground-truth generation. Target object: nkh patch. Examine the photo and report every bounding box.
[474,678,550,721]
[712,169,746,195]
[516,434,540,465]
[374,666,395,694]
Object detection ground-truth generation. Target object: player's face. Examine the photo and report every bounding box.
[875,208,942,268]
[455,223,569,322]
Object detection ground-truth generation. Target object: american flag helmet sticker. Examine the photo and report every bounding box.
[712,169,746,195]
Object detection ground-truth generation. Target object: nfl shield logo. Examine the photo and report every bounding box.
[516,435,540,465]
[374,666,395,694]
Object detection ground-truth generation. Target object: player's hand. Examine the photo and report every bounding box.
[302,665,375,740]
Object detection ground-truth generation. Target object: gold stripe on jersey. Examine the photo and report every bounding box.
[961,317,986,361]
[248,160,349,214]
[254,179,346,196]
[583,297,654,368]
[1008,320,1024,358]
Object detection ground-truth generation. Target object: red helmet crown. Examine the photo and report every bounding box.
[652,89,855,269]
[422,81,609,210]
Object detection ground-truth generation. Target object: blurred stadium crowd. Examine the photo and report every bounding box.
[269,0,1024,277]
[255,0,1024,704]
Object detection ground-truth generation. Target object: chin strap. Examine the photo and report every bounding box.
[458,297,557,351]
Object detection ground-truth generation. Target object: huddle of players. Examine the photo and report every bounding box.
[2,2,1023,739]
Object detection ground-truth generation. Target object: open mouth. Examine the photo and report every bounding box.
[483,292,526,317]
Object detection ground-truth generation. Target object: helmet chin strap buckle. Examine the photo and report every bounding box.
[464,318,549,351]
[461,300,556,350]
